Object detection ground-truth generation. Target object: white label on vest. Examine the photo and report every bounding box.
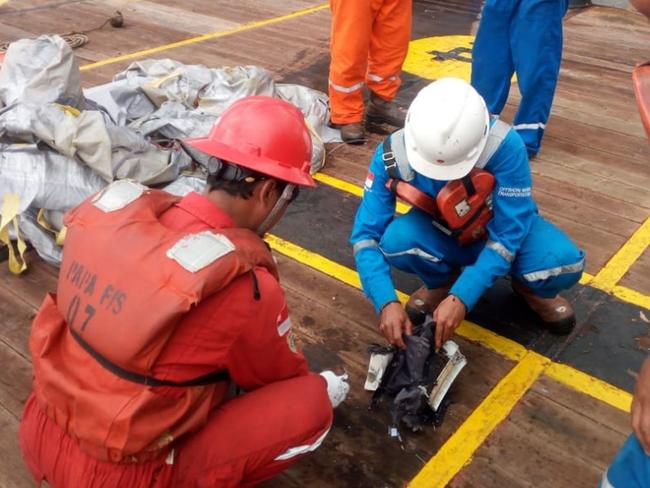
[166,231,235,273]
[92,180,146,213]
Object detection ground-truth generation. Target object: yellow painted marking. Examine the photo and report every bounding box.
[80,3,329,72]
[314,171,650,311]
[591,217,650,292]
[546,362,632,412]
[612,284,650,311]
[314,172,411,214]
[403,35,516,83]
[0,0,9,6]
[409,352,549,488]
[266,232,633,413]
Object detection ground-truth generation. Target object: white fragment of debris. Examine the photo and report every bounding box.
[640,311,649,323]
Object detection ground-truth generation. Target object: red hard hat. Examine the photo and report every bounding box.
[185,96,316,187]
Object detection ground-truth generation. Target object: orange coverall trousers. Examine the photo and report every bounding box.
[328,0,412,124]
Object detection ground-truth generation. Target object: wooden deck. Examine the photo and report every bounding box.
[0,1,649,486]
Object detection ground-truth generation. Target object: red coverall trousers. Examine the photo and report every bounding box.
[328,0,412,124]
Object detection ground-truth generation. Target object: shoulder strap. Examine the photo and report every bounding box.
[382,129,415,181]
[476,119,511,169]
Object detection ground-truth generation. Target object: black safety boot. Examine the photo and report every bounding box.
[366,92,407,127]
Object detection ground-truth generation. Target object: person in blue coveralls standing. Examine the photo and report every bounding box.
[471,0,569,158]
[350,78,584,350]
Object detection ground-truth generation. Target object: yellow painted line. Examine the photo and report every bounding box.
[316,171,650,310]
[267,233,632,412]
[80,3,329,72]
[612,283,650,311]
[313,173,410,214]
[591,217,650,292]
[546,362,632,412]
[409,352,549,488]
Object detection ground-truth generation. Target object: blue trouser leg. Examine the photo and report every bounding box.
[471,0,516,116]
[379,209,483,289]
[379,210,583,298]
[511,0,568,155]
[510,215,584,297]
[601,434,650,488]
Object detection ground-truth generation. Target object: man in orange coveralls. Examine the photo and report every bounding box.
[328,0,413,143]
[19,96,349,488]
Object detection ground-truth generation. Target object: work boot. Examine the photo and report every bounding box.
[366,92,406,127]
[512,281,576,335]
[405,285,451,326]
[338,122,366,145]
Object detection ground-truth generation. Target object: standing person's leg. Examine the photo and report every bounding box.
[171,373,332,487]
[510,214,584,333]
[471,0,516,116]
[329,0,373,135]
[511,0,568,156]
[366,0,412,127]
[601,434,650,488]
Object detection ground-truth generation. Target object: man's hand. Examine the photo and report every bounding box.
[433,295,466,350]
[379,301,412,349]
[632,357,650,454]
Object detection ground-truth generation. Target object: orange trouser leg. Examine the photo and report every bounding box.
[328,0,374,124]
[367,0,412,101]
[171,373,333,488]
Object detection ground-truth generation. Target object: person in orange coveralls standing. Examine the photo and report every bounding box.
[328,0,413,143]
[19,96,349,488]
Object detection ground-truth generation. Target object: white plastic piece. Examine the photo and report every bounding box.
[92,180,146,213]
[364,352,394,391]
[428,340,467,412]
[320,371,350,408]
[167,231,235,273]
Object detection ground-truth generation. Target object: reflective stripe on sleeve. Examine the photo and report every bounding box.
[328,79,365,93]
[521,258,585,282]
[486,240,515,263]
[353,239,379,256]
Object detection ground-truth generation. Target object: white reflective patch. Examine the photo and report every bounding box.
[328,79,365,93]
[165,448,175,465]
[381,247,441,263]
[600,469,615,488]
[92,180,146,212]
[513,122,546,131]
[167,231,235,273]
[274,428,330,461]
[277,317,292,336]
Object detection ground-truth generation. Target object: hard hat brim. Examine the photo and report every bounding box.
[184,136,317,188]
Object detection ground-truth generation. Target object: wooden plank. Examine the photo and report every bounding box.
[0,342,32,420]
[452,376,628,487]
[620,247,650,297]
[0,403,33,488]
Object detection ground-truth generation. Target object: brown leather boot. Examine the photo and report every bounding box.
[512,281,576,335]
[338,122,366,145]
[405,285,451,326]
[366,92,406,127]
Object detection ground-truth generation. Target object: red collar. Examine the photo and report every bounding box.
[175,192,236,230]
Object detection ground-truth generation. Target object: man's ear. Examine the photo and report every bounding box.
[257,179,279,206]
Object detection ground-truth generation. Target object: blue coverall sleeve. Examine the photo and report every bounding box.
[450,132,536,310]
[350,143,399,313]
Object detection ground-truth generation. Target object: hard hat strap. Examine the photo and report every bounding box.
[255,183,296,236]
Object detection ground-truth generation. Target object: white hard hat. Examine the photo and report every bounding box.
[404,78,490,181]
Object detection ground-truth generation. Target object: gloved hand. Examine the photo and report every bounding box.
[319,371,350,408]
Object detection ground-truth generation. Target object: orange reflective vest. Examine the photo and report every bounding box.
[30,181,277,463]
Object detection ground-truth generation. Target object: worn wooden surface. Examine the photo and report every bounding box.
[449,376,630,487]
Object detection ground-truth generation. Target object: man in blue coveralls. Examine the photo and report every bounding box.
[471,0,569,158]
[350,78,584,350]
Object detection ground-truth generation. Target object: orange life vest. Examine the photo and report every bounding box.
[30,181,277,463]
[382,136,495,245]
